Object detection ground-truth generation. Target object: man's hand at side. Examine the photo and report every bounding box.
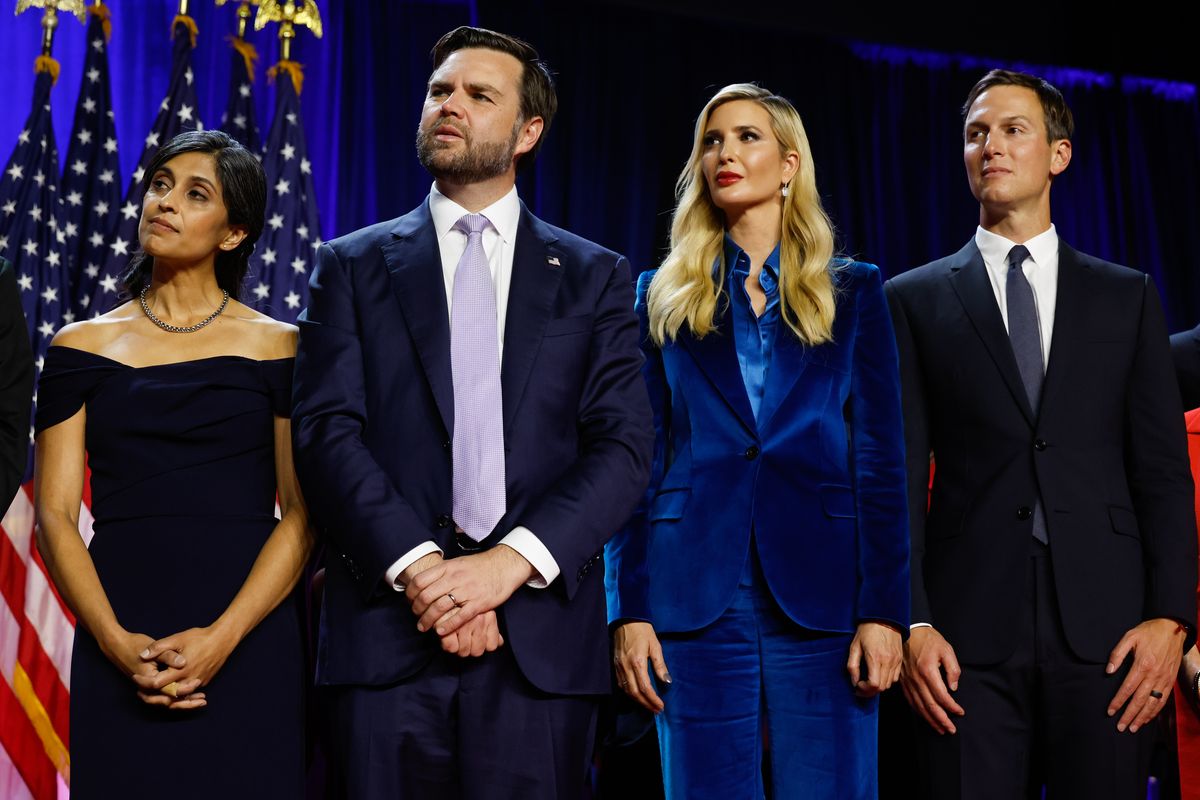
[1106,617,1187,733]
[901,625,965,734]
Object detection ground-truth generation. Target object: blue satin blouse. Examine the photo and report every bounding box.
[725,235,781,423]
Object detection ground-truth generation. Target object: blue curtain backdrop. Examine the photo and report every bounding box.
[2,0,1198,326]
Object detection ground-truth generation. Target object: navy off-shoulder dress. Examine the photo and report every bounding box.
[35,346,304,797]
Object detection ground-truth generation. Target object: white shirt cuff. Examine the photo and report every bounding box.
[500,526,559,588]
[385,541,444,591]
[910,622,933,630]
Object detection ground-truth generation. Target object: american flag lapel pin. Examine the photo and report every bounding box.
[547,256,561,267]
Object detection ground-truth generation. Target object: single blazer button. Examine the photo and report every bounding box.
[744,445,760,460]
[435,514,451,528]
[1017,507,1032,520]
[1034,439,1047,451]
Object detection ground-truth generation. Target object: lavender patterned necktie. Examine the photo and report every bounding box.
[450,213,507,541]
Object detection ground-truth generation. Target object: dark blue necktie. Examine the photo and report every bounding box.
[1006,244,1048,544]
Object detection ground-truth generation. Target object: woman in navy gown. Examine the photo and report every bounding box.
[34,130,312,796]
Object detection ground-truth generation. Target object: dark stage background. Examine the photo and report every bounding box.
[1,0,1199,327]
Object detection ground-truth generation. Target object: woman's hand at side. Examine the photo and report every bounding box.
[613,621,671,713]
[847,621,903,698]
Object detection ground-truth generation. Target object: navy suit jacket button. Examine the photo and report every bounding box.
[435,514,451,528]
[744,445,760,460]
[1034,439,1048,451]
[1017,506,1033,520]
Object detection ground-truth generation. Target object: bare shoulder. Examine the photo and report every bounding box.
[51,304,139,353]
[226,300,298,358]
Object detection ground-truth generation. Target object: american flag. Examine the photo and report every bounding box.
[0,71,71,434]
[87,17,202,317]
[0,62,80,800]
[247,67,320,321]
[219,35,261,152]
[61,3,121,319]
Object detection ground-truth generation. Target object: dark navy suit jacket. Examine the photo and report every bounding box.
[886,240,1197,665]
[606,261,910,635]
[292,199,653,695]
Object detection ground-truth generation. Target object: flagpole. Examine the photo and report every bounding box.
[14,0,86,82]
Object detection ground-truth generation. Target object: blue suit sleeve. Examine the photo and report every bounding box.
[292,241,439,600]
[517,255,654,602]
[848,265,911,632]
[605,269,664,625]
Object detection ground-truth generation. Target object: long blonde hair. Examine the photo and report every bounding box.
[647,84,838,345]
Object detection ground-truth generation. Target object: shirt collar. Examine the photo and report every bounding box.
[975,224,1058,268]
[429,182,521,245]
[723,234,782,282]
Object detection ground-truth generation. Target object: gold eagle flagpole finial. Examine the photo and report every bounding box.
[254,0,321,62]
[15,0,86,82]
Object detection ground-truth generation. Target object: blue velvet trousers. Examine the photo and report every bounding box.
[656,553,878,799]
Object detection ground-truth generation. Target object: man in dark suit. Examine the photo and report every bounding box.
[292,26,652,799]
[885,69,1197,798]
[0,257,33,509]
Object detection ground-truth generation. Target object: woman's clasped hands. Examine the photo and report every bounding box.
[112,625,240,710]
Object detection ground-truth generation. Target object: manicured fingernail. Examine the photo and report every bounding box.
[663,673,673,684]
[416,624,425,632]
[1106,663,1116,674]
[140,649,150,658]
[1117,723,1126,732]
[1129,725,1139,733]
[436,627,445,635]
[950,682,958,691]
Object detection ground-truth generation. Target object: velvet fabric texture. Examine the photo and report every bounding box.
[657,553,877,800]
[606,259,910,636]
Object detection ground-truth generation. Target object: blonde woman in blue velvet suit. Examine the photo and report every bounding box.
[607,84,909,799]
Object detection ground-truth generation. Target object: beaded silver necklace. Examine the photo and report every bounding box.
[139,286,230,333]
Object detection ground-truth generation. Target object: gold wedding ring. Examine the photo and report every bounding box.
[162,681,180,698]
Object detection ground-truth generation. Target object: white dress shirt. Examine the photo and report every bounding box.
[383,183,560,591]
[911,224,1059,630]
[975,224,1059,371]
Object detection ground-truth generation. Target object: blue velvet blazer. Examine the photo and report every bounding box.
[606,260,910,635]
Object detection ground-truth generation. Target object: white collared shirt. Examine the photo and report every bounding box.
[384,184,560,591]
[975,224,1060,371]
[429,182,521,356]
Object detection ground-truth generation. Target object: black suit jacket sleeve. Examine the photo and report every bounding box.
[1128,278,1198,646]
[0,258,33,508]
[1170,324,1200,411]
[884,278,933,625]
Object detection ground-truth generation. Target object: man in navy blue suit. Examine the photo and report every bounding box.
[292,26,653,799]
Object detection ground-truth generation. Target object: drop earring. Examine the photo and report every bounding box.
[781,183,790,198]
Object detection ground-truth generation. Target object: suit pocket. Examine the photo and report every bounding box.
[1109,505,1141,540]
[650,487,690,522]
[820,484,856,519]
[544,314,593,337]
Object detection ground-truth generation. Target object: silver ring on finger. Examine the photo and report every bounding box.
[447,593,462,607]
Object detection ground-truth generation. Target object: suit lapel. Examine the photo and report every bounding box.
[500,206,563,436]
[678,300,758,435]
[1037,242,1087,417]
[382,201,455,435]
[947,240,1037,426]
